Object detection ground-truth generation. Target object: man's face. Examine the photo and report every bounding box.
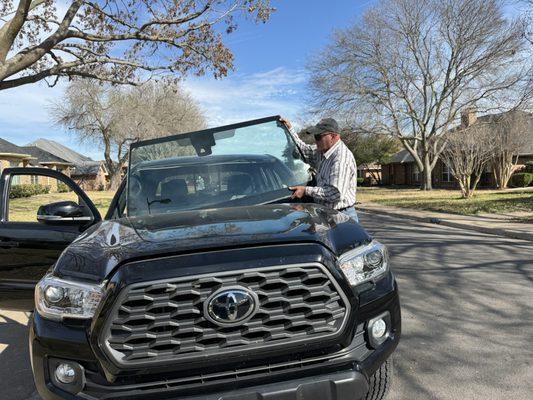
[314,132,338,153]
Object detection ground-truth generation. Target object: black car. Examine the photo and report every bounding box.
[0,116,400,400]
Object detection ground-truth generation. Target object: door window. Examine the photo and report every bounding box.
[7,175,80,223]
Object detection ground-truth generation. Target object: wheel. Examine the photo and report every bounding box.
[364,357,393,400]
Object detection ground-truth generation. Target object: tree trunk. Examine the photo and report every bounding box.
[470,173,483,197]
[421,153,433,190]
[108,168,122,191]
[368,168,381,185]
[492,157,511,189]
[464,175,472,198]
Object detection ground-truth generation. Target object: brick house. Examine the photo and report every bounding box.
[358,163,382,185]
[0,138,74,190]
[0,138,33,170]
[71,162,109,191]
[27,138,109,190]
[382,110,533,188]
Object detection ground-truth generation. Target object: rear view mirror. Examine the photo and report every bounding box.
[37,201,92,225]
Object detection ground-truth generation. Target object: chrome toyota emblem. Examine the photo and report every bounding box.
[205,287,258,326]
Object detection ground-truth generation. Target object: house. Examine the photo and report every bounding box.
[20,145,74,191]
[0,138,74,191]
[382,110,533,188]
[71,162,109,191]
[20,145,73,174]
[28,138,109,191]
[358,163,382,185]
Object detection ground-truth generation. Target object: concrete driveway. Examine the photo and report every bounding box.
[1,210,532,399]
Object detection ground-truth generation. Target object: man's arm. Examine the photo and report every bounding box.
[281,119,319,167]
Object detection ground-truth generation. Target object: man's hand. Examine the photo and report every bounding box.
[289,186,306,199]
[279,117,292,130]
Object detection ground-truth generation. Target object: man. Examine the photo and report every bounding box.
[286,117,358,221]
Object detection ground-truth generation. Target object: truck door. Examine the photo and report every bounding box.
[0,168,101,311]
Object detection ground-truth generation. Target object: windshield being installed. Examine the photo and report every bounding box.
[127,117,311,216]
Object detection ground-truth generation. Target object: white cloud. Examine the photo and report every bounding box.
[0,66,310,162]
[0,81,102,160]
[182,67,309,127]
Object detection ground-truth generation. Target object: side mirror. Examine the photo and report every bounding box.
[37,201,92,225]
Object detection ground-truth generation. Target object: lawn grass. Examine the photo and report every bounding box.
[7,187,533,221]
[358,187,533,216]
[8,191,115,222]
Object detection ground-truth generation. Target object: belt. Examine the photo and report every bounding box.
[337,205,355,212]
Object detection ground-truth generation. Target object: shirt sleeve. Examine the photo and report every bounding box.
[304,153,353,204]
[287,127,320,168]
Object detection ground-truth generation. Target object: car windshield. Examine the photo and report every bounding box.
[127,117,311,216]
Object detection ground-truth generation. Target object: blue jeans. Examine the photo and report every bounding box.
[341,206,359,223]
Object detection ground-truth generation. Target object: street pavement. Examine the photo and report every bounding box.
[359,202,533,242]
[0,210,532,399]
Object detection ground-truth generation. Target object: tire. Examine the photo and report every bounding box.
[363,357,393,400]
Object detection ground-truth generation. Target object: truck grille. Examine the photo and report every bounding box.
[101,264,350,367]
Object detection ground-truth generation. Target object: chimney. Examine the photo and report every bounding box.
[461,107,477,128]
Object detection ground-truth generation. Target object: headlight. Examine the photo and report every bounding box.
[338,240,389,286]
[35,274,104,320]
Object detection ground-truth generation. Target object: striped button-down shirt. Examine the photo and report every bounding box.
[290,130,357,210]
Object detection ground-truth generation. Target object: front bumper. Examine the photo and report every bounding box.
[156,370,368,400]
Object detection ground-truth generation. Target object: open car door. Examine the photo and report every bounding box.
[0,167,101,311]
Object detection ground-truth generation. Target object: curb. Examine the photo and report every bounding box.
[358,206,533,242]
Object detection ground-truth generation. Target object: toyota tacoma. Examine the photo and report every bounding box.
[0,116,400,400]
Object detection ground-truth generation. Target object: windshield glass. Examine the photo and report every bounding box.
[127,117,310,216]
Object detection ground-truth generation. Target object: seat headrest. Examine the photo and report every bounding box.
[161,178,188,202]
[227,174,253,196]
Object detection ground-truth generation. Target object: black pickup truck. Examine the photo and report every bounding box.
[0,116,400,400]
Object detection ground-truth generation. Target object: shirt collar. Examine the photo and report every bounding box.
[323,140,342,159]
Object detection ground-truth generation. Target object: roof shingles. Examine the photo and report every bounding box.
[0,138,31,156]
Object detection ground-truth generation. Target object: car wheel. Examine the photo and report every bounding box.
[364,357,393,400]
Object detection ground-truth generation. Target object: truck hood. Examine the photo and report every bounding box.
[55,204,371,282]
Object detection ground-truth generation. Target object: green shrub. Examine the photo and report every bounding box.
[357,177,364,185]
[524,161,533,174]
[9,184,50,199]
[97,183,105,191]
[510,172,533,188]
[57,183,69,193]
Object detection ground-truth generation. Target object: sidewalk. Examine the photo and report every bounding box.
[358,203,533,242]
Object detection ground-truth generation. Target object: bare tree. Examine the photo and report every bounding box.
[489,110,532,189]
[0,1,273,90]
[342,130,400,185]
[524,0,533,44]
[309,0,531,190]
[441,123,494,198]
[50,79,206,189]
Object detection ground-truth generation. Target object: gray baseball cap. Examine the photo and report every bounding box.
[303,118,340,136]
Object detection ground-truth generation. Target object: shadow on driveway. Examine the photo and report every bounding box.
[359,211,533,399]
[0,311,39,399]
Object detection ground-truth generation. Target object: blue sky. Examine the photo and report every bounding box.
[0,0,375,160]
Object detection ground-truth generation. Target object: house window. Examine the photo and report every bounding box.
[413,166,420,182]
[31,175,39,185]
[442,164,452,182]
[9,161,20,185]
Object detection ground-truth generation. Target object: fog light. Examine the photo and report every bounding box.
[371,318,387,339]
[55,363,76,384]
[367,312,391,349]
